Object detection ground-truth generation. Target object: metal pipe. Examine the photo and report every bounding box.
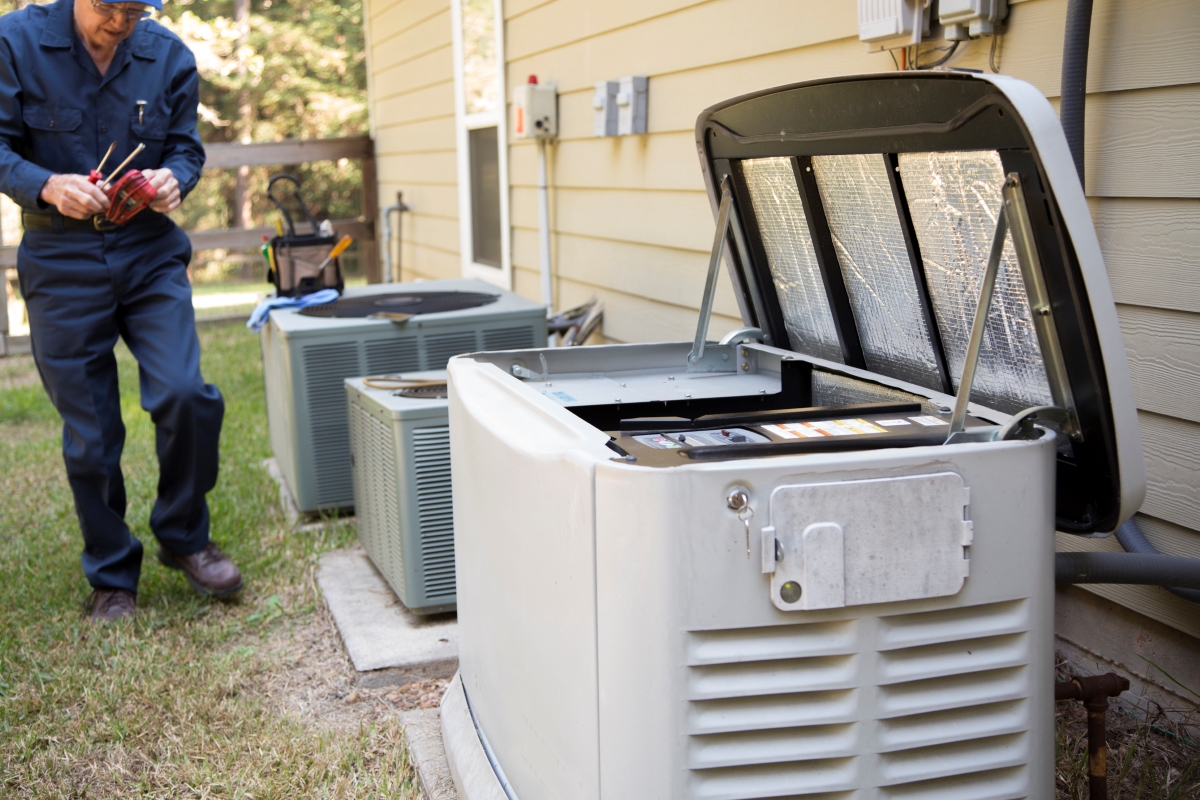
[537,137,552,310]
[1061,0,1094,187]
[381,191,409,284]
[1055,551,1200,590]
[1114,518,1200,603]
[948,205,1007,438]
[1055,672,1128,800]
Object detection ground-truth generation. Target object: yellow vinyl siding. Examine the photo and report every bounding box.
[364,0,457,282]
[363,0,1200,636]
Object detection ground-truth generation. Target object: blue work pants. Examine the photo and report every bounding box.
[17,215,223,594]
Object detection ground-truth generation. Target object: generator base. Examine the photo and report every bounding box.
[441,673,510,800]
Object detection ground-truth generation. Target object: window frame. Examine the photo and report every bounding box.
[451,0,511,289]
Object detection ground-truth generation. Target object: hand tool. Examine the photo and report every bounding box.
[87,143,158,226]
[314,235,353,273]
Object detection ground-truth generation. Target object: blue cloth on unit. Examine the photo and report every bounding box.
[247,289,341,332]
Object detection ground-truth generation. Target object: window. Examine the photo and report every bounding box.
[469,126,502,267]
[452,0,510,286]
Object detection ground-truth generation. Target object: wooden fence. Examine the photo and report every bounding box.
[0,134,380,280]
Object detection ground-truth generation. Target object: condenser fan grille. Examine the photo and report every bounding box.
[299,291,500,318]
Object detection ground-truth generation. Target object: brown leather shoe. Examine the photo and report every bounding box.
[85,588,137,621]
[157,542,244,596]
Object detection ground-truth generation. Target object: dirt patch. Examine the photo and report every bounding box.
[260,591,449,730]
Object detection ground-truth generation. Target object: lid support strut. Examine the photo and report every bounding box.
[948,203,1008,438]
[950,173,1082,442]
[689,177,744,371]
[1003,173,1081,439]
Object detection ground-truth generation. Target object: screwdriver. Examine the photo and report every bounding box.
[315,235,353,272]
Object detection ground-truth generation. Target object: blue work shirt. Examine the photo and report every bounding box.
[0,0,204,211]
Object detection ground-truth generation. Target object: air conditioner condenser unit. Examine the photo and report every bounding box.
[345,374,455,614]
[261,278,546,514]
[441,73,1144,800]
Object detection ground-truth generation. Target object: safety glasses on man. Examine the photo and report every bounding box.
[88,0,155,22]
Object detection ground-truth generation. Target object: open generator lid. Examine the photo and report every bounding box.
[694,72,1143,535]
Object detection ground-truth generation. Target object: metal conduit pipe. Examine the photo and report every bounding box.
[1056,551,1200,591]
[1114,518,1200,603]
[381,192,410,284]
[1060,0,1094,186]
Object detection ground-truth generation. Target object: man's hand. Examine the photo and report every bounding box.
[142,168,180,213]
[39,174,110,220]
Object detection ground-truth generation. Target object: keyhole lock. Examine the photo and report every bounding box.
[726,488,754,559]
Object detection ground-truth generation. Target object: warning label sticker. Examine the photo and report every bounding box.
[762,418,886,439]
[909,415,950,427]
[876,419,911,427]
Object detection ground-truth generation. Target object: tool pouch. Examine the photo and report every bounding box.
[266,173,345,298]
[273,238,344,297]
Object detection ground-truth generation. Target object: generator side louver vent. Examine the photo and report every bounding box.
[412,426,455,599]
[874,600,1031,796]
[365,337,420,375]
[350,401,405,598]
[423,332,479,369]
[684,600,1031,796]
[302,342,361,506]
[482,326,537,351]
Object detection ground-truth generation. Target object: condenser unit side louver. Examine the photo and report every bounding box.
[346,377,456,614]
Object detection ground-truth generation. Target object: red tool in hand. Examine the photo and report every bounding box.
[88,142,158,227]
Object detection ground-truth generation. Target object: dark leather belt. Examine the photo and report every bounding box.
[22,211,110,232]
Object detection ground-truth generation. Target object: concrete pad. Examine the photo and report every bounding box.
[317,546,458,685]
[402,708,459,800]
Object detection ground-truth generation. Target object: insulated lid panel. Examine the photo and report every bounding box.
[694,72,1145,533]
[740,157,843,363]
[898,150,1053,414]
[810,153,941,390]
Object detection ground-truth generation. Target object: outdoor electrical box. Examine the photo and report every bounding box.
[858,0,930,51]
[442,72,1145,800]
[616,76,648,136]
[593,81,619,137]
[939,0,1008,39]
[513,78,557,140]
[260,279,546,513]
[345,374,455,614]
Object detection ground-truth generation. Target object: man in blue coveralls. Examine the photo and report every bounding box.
[0,0,242,620]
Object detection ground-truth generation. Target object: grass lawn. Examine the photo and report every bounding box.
[0,323,421,798]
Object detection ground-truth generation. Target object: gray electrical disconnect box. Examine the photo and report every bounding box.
[940,0,1007,39]
[617,75,648,135]
[593,80,618,137]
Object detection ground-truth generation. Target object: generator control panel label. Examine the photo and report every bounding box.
[633,428,770,449]
[762,418,887,439]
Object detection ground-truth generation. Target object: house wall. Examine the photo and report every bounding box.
[362,0,1200,656]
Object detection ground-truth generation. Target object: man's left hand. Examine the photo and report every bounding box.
[141,168,181,213]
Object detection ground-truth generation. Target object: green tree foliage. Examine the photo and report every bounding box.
[157,0,368,244]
